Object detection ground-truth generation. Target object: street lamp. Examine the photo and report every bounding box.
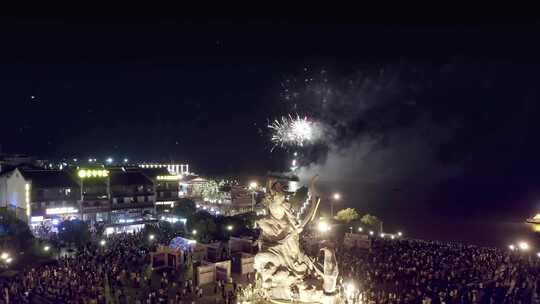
[43,246,50,252]
[331,193,340,217]
[397,231,403,237]
[369,230,374,236]
[192,230,197,235]
[149,234,155,241]
[0,253,8,260]
[357,227,363,232]
[5,258,12,264]
[100,240,106,246]
[106,157,113,164]
[226,225,233,231]
[509,244,516,251]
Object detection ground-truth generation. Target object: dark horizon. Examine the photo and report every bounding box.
[3,16,540,241]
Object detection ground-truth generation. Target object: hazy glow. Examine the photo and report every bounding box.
[157,175,181,181]
[78,169,109,179]
[318,221,330,232]
[509,244,516,251]
[249,181,258,189]
[518,241,530,251]
[46,207,78,215]
[333,193,341,200]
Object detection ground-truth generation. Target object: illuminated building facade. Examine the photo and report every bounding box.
[108,169,156,224]
[0,164,194,231]
[139,163,189,176]
[0,168,81,223]
[137,167,181,212]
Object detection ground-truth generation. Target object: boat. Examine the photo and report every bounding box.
[526,213,540,224]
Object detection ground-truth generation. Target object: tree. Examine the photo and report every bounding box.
[0,208,33,251]
[334,208,360,223]
[195,180,226,202]
[58,219,91,247]
[360,214,381,231]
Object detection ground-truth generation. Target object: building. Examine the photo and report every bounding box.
[139,163,190,176]
[138,167,181,212]
[79,168,111,223]
[0,168,80,223]
[108,169,156,225]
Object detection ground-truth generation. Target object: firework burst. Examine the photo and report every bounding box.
[269,114,323,149]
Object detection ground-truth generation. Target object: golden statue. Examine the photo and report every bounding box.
[254,175,340,303]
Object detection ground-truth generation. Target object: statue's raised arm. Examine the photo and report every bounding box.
[297,175,321,230]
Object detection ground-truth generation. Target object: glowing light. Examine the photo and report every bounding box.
[46,207,78,215]
[537,252,540,258]
[25,183,30,218]
[227,225,233,231]
[357,227,363,232]
[123,158,128,163]
[157,175,181,181]
[105,227,114,235]
[149,234,155,240]
[5,258,12,264]
[333,193,341,200]
[391,235,395,239]
[509,244,516,251]
[1,253,8,260]
[518,241,530,251]
[397,231,403,237]
[269,114,323,148]
[192,230,197,235]
[78,169,109,179]
[249,181,258,190]
[31,216,44,223]
[43,246,50,252]
[369,231,374,236]
[380,233,385,238]
[318,221,330,233]
[51,219,60,226]
[100,240,106,246]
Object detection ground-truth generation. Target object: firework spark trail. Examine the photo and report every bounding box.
[269,114,323,150]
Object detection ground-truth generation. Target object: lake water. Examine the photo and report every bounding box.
[316,179,540,249]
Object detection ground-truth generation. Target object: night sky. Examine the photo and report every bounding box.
[3,16,540,234]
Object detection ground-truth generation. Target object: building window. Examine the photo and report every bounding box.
[65,188,71,196]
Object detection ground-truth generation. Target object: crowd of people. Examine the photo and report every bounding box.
[337,238,540,303]
[0,226,239,303]
[1,222,540,303]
